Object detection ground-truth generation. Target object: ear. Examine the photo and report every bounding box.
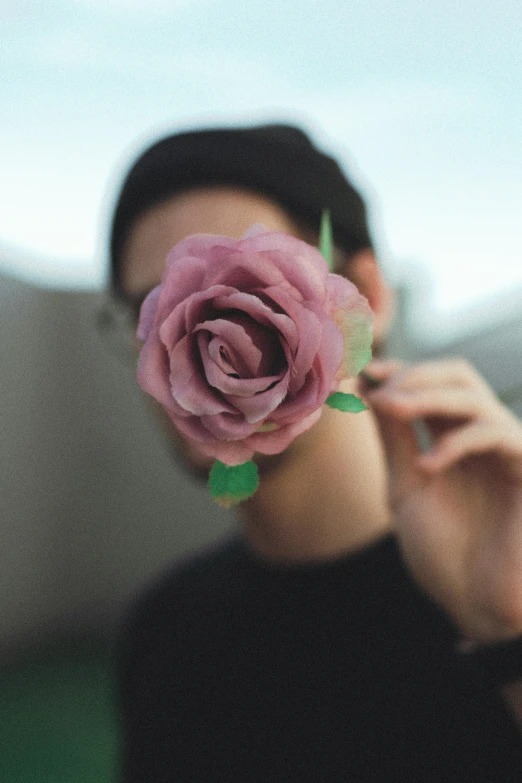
[343,249,395,346]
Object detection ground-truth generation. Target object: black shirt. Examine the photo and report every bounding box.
[118,533,522,781]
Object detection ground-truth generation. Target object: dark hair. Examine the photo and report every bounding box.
[109,123,373,297]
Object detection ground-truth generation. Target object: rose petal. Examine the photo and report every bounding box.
[206,334,249,377]
[155,256,208,323]
[261,287,324,393]
[208,252,296,301]
[157,285,237,351]
[137,286,161,342]
[247,408,323,455]
[195,314,286,378]
[164,234,238,274]
[157,299,188,349]
[201,346,285,398]
[172,414,256,465]
[338,310,374,378]
[212,291,299,354]
[270,373,321,424]
[137,333,174,410]
[200,412,259,440]
[168,335,234,416]
[312,316,346,399]
[326,274,374,377]
[238,231,329,301]
[225,374,289,422]
[182,285,238,334]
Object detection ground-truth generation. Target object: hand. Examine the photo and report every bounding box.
[363,357,522,642]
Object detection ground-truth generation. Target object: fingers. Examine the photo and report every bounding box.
[363,357,502,423]
[366,357,489,390]
[418,420,522,477]
[362,356,522,476]
[367,386,486,421]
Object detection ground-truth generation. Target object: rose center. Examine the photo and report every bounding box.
[219,345,240,378]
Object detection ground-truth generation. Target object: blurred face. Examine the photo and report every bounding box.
[119,186,313,476]
[121,186,304,301]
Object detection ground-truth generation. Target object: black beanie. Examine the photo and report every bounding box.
[109,123,373,295]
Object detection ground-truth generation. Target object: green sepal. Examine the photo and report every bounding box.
[209,459,260,507]
[319,208,334,272]
[325,392,368,412]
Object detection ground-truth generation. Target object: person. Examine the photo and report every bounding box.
[109,123,522,781]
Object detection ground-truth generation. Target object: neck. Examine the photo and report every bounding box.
[238,404,391,565]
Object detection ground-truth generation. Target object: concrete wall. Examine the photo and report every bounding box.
[1,276,232,659]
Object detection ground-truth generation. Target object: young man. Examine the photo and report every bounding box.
[110,124,522,780]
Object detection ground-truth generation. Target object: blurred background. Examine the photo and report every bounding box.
[1,1,521,780]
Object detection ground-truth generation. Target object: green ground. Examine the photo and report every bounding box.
[0,635,118,783]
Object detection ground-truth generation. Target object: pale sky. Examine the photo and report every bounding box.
[1,0,521,315]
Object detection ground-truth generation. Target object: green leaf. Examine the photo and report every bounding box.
[209,460,260,507]
[325,392,368,412]
[319,208,334,271]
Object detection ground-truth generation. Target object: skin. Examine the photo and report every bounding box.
[120,185,522,721]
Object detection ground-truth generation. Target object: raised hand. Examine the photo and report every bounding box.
[364,358,522,643]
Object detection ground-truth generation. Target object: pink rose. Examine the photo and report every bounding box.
[137,226,373,466]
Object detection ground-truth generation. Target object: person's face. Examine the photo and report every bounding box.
[121,186,304,302]
[119,186,312,476]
